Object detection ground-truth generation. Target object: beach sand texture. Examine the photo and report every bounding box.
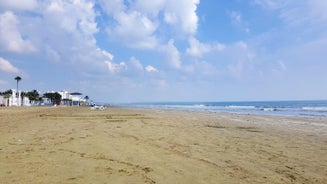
[0,107,326,184]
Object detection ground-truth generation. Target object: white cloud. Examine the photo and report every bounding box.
[0,0,37,11]
[100,0,200,50]
[159,39,181,69]
[0,11,36,53]
[135,0,200,35]
[135,0,200,36]
[145,65,158,73]
[129,57,143,71]
[133,0,165,16]
[28,0,104,69]
[104,61,127,73]
[44,0,98,37]
[107,10,158,49]
[186,37,225,57]
[229,11,242,25]
[98,0,126,16]
[101,50,114,61]
[0,57,20,73]
[163,0,200,35]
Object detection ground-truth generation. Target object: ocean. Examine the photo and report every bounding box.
[121,100,327,117]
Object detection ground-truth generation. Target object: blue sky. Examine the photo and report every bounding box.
[0,0,327,103]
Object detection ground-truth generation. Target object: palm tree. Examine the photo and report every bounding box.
[14,76,22,96]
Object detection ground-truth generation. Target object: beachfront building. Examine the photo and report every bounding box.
[0,89,31,106]
[58,90,71,106]
[48,91,85,106]
[58,91,70,100]
[0,96,6,106]
[1,89,87,107]
[70,92,83,106]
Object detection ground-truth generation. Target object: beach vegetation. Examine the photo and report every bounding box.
[24,90,40,101]
[43,92,62,105]
[0,89,13,98]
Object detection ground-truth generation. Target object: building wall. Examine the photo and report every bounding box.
[6,90,31,107]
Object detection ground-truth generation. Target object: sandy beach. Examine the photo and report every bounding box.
[0,107,326,184]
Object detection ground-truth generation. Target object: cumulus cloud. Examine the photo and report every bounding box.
[0,0,37,11]
[145,65,158,73]
[104,61,127,73]
[0,57,20,73]
[97,0,126,16]
[0,11,36,53]
[101,50,114,61]
[129,57,143,71]
[107,10,159,49]
[163,0,200,35]
[133,0,165,16]
[101,49,126,74]
[100,0,200,50]
[159,39,181,69]
[43,0,98,38]
[27,0,105,71]
[186,37,225,57]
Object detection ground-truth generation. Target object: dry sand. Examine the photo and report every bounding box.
[0,107,326,184]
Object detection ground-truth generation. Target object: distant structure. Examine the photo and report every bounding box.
[0,90,88,107]
[69,92,84,106]
[0,89,30,106]
[46,91,86,106]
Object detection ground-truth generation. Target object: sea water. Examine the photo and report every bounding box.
[122,100,327,117]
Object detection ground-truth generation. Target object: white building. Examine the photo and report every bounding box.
[1,89,30,106]
[58,90,70,99]
[69,92,83,106]
[48,91,85,106]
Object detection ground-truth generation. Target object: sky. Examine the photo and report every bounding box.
[0,0,327,103]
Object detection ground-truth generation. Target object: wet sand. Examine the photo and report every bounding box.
[0,107,326,183]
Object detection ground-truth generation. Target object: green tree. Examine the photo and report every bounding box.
[26,90,40,101]
[43,92,62,105]
[0,89,12,98]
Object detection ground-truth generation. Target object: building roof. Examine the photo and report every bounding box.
[70,92,82,95]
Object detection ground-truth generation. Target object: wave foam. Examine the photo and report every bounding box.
[302,107,327,112]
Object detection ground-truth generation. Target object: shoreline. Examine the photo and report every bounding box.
[1,107,326,183]
[119,100,327,118]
